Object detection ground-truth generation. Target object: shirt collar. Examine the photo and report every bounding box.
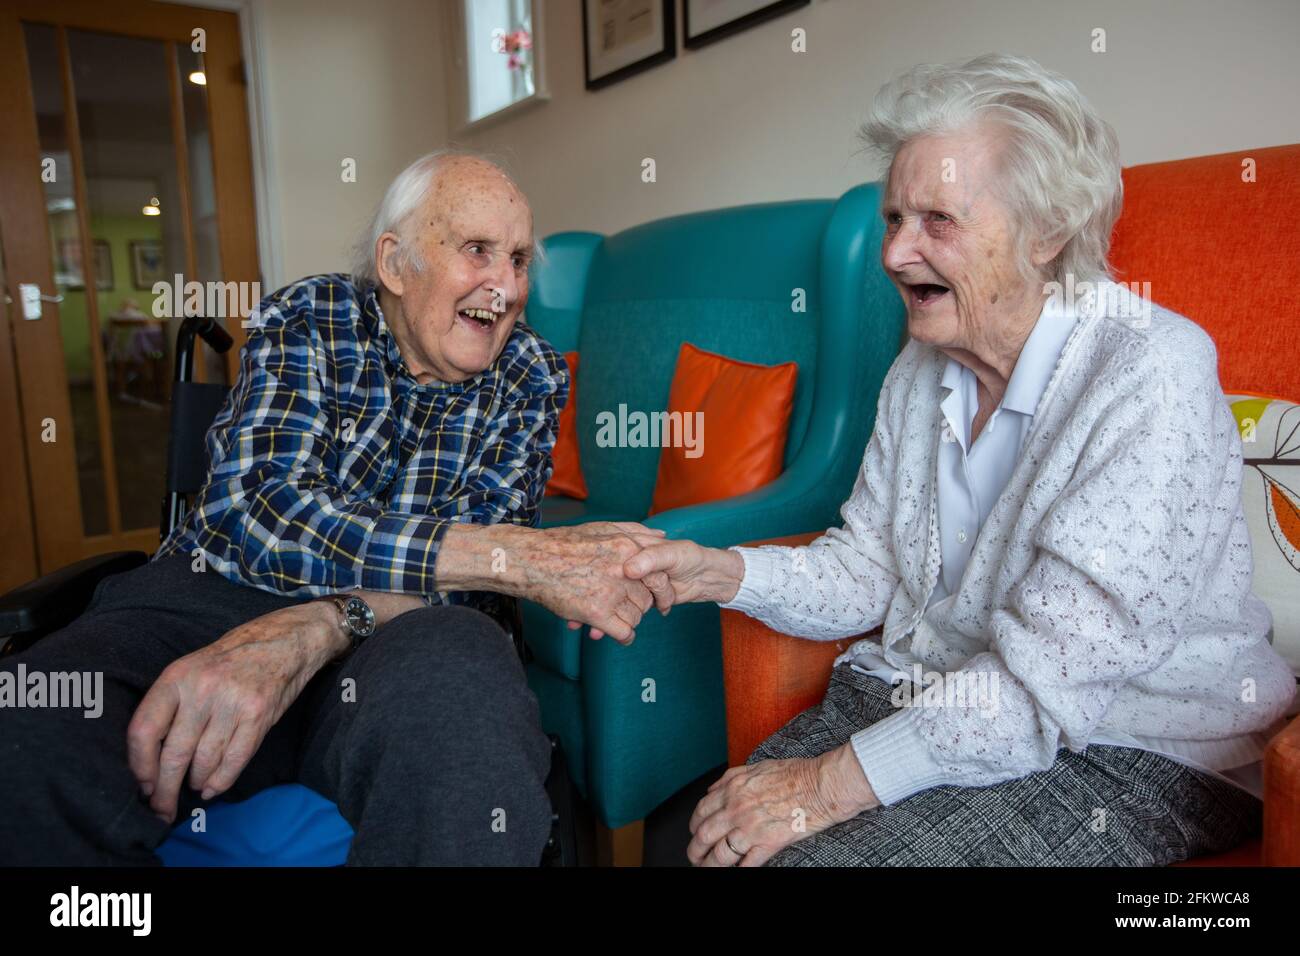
[360,282,407,376]
[1000,292,1077,416]
[936,292,1077,418]
[940,354,965,392]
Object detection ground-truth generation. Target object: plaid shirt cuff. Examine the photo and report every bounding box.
[359,512,454,596]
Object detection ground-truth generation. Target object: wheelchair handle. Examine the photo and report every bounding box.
[174,316,234,384]
[196,317,234,354]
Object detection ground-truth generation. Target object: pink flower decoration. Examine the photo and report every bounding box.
[499,28,531,68]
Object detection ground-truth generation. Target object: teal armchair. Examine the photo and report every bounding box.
[523,183,906,830]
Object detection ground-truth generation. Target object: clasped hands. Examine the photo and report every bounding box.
[551,522,748,642]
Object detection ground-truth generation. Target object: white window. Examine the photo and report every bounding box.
[457,0,546,127]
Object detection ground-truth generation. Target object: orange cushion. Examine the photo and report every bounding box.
[719,531,871,765]
[1108,144,1300,401]
[648,343,797,515]
[545,351,588,499]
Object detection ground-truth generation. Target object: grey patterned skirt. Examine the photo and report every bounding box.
[748,663,1262,866]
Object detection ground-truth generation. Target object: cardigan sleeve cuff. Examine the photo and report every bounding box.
[849,706,953,806]
[718,547,773,615]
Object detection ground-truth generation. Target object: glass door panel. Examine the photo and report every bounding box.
[22,23,224,535]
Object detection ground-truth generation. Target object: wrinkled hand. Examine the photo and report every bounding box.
[127,602,335,823]
[688,746,879,867]
[623,538,731,606]
[526,522,674,644]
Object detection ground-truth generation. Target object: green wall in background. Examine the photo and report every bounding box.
[55,214,164,384]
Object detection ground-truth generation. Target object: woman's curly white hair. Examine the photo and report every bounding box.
[861,53,1123,286]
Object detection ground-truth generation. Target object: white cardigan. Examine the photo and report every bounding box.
[723,284,1297,805]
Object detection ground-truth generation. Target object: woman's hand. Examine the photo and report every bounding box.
[687,743,880,867]
[622,539,747,606]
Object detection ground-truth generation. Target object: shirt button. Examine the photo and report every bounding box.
[957,530,968,543]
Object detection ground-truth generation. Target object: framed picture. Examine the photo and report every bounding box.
[129,240,166,290]
[92,240,114,291]
[684,0,809,49]
[54,237,83,290]
[52,238,112,290]
[583,0,674,90]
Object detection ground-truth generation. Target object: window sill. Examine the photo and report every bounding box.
[457,89,550,135]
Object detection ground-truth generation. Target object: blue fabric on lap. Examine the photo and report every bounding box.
[157,784,353,867]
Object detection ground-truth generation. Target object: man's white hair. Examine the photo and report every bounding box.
[351,149,532,289]
[860,53,1122,286]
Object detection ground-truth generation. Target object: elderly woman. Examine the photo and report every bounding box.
[625,53,1296,866]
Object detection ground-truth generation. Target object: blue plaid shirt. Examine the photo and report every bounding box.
[157,273,567,605]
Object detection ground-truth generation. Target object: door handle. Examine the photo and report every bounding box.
[13,283,62,320]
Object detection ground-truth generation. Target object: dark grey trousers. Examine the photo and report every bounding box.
[0,554,553,866]
[750,663,1263,866]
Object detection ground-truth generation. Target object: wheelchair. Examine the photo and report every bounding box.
[0,316,586,866]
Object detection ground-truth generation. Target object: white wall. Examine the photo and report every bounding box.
[241,0,1300,274]
[250,0,450,283]
[455,0,1300,239]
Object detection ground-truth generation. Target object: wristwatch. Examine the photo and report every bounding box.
[326,594,376,651]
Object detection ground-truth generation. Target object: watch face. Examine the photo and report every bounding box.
[344,597,376,637]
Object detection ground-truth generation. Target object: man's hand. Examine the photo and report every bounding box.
[519,522,671,644]
[126,601,342,824]
[433,521,675,644]
[687,744,879,867]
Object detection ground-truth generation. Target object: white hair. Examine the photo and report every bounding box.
[350,149,535,289]
[860,53,1122,286]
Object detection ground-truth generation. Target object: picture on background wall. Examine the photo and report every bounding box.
[583,0,674,90]
[92,240,114,290]
[684,0,809,49]
[53,238,114,290]
[129,240,165,290]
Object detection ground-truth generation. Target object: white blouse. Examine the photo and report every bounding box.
[932,294,1078,606]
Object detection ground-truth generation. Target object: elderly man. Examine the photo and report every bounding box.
[0,152,665,866]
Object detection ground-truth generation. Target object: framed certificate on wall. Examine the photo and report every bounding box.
[583,0,675,90]
[685,0,809,49]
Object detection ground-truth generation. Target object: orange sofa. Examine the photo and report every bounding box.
[720,144,1300,866]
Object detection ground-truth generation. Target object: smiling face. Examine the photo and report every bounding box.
[376,157,534,384]
[880,124,1049,365]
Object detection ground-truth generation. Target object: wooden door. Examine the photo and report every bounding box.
[0,0,259,588]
